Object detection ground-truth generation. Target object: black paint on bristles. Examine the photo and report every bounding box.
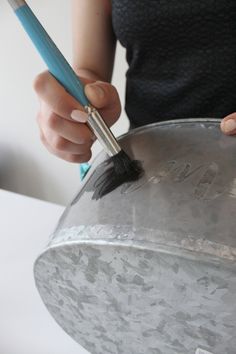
[92,150,143,200]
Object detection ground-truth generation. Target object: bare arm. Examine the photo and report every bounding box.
[72,0,116,82]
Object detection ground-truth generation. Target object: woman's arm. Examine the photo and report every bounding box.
[72,0,116,82]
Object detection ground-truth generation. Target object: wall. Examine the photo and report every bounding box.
[0,0,128,205]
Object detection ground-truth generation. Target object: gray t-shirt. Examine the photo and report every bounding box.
[112,0,236,127]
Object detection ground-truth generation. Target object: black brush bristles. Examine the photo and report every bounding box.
[92,150,143,200]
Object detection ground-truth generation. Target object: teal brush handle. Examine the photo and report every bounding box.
[13,1,91,179]
[13,2,89,107]
[8,0,122,178]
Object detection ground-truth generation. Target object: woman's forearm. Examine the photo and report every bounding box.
[72,0,116,82]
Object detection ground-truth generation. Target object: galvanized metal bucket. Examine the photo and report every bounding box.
[34,119,236,354]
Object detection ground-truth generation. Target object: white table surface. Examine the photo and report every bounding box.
[0,189,89,354]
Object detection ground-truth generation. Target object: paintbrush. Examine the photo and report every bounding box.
[7,0,143,198]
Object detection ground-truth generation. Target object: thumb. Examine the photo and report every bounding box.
[221,113,236,135]
[84,81,120,110]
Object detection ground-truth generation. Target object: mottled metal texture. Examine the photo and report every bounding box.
[34,119,236,354]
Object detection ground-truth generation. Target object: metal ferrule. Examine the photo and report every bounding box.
[7,0,26,10]
[85,105,121,157]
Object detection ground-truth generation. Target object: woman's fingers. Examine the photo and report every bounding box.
[43,112,94,144]
[85,81,121,126]
[71,81,121,127]
[221,113,236,135]
[34,71,86,120]
[39,127,92,163]
[34,70,122,163]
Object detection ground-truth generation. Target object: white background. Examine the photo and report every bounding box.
[0,0,128,205]
[0,189,90,354]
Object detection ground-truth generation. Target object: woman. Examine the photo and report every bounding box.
[34,0,236,163]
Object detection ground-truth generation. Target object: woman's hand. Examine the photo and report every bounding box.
[34,71,121,163]
[221,113,236,136]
